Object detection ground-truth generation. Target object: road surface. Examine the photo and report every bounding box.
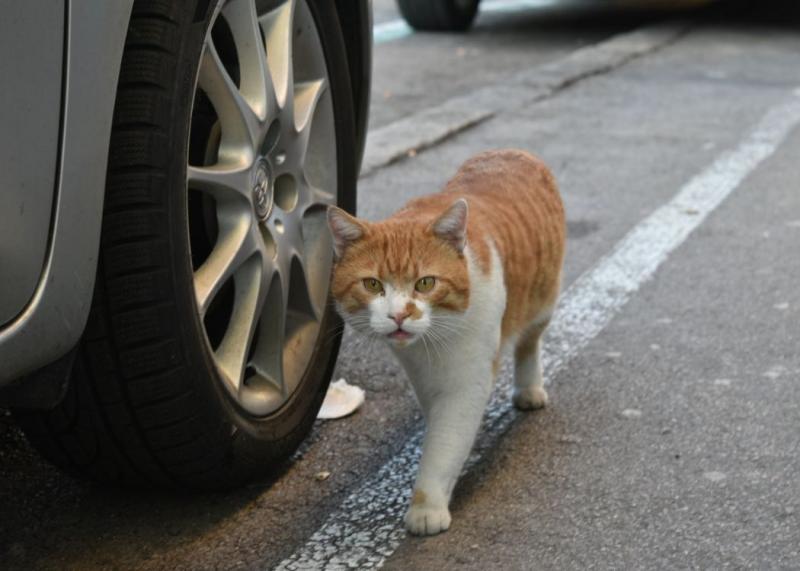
[2,1,799,569]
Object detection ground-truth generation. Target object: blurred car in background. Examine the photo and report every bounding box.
[397,0,483,30]
[0,0,370,489]
[395,0,717,31]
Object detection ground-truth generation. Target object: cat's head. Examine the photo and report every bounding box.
[327,199,470,349]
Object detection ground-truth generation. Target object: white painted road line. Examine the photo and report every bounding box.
[372,19,413,44]
[275,90,800,570]
[373,0,559,44]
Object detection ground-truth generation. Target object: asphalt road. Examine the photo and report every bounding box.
[2,1,800,570]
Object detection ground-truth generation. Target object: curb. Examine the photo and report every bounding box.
[360,22,690,177]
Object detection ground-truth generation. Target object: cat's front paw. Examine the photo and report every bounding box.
[513,386,549,410]
[404,500,451,536]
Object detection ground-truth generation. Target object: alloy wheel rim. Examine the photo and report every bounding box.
[187,0,337,416]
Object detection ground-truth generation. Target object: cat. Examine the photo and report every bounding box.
[327,149,566,536]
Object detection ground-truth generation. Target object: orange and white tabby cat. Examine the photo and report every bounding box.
[327,149,566,535]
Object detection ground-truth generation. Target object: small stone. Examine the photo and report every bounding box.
[684,208,699,215]
[456,47,466,57]
[407,149,417,158]
[774,302,789,310]
[315,471,331,481]
[650,344,661,351]
[605,351,622,358]
[785,220,800,228]
[713,379,732,387]
[703,471,727,483]
[655,317,673,325]
[621,408,642,419]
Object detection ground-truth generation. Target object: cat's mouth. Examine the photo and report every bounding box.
[388,329,413,341]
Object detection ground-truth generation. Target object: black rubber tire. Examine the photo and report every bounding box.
[13,0,357,490]
[396,0,480,31]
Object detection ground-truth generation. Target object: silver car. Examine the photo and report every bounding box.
[0,0,371,488]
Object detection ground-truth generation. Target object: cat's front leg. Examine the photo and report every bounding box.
[404,362,493,536]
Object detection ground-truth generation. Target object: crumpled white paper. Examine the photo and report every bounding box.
[317,378,365,420]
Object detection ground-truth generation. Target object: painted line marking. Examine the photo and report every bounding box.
[276,90,800,571]
[373,0,558,44]
[373,20,413,44]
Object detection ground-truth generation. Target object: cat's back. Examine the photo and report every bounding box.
[444,148,564,255]
[446,149,565,339]
[444,149,559,206]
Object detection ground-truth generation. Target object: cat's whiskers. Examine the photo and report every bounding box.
[433,313,478,335]
[423,327,450,362]
[419,333,434,366]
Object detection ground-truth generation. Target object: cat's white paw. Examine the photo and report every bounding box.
[404,502,451,536]
[513,385,548,410]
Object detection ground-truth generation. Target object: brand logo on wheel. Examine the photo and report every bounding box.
[253,161,272,221]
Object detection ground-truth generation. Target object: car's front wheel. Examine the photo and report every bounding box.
[14,0,355,489]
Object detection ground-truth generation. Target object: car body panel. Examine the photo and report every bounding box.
[0,0,134,386]
[0,3,65,326]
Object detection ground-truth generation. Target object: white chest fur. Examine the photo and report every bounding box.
[391,243,508,536]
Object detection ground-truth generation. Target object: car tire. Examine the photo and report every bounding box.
[396,0,480,31]
[13,0,356,489]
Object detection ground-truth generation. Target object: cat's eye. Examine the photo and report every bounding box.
[362,278,384,294]
[415,276,436,293]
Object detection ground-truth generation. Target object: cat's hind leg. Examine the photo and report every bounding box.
[512,319,550,410]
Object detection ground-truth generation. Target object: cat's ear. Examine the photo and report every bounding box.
[327,206,366,259]
[432,198,468,254]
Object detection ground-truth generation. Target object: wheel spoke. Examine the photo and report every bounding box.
[194,218,254,315]
[289,255,320,322]
[293,79,326,134]
[260,0,295,111]
[248,267,285,392]
[290,79,327,170]
[222,0,273,120]
[298,180,335,213]
[215,257,266,390]
[198,40,260,157]
[271,212,304,271]
[299,205,333,316]
[187,163,251,203]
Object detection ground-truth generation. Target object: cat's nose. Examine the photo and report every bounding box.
[390,311,410,326]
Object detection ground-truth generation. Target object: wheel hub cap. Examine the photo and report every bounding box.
[253,159,273,221]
